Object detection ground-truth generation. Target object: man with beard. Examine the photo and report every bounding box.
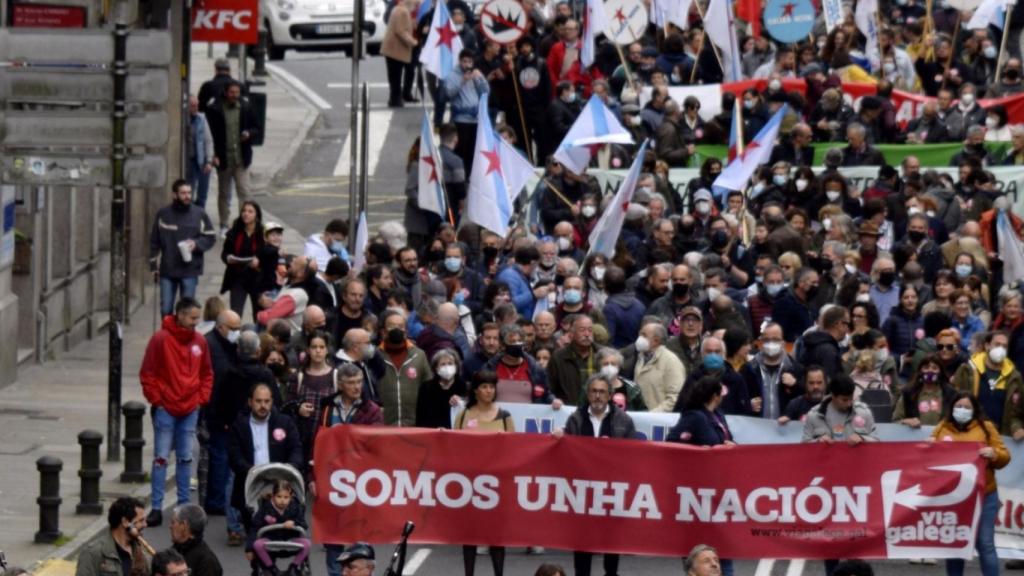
[377,309,433,426]
[634,263,671,308]
[75,497,151,576]
[666,306,705,376]
[778,366,827,423]
[149,180,217,316]
[256,255,319,332]
[650,264,698,325]
[741,323,804,419]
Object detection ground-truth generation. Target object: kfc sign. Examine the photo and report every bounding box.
[192,0,258,44]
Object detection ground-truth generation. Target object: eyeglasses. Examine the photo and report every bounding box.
[168,570,192,576]
[937,344,959,351]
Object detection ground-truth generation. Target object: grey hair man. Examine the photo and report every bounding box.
[170,504,222,576]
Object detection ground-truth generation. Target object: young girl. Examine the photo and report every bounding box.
[248,480,311,576]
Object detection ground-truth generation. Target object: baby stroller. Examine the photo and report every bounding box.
[244,463,312,576]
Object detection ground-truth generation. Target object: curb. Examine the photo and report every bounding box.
[253,65,322,190]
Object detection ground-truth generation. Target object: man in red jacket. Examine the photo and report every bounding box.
[139,297,213,527]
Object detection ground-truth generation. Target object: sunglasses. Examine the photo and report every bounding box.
[937,344,959,351]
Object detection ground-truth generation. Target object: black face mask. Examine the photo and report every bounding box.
[554,274,566,287]
[483,246,499,261]
[428,249,445,262]
[710,230,729,248]
[673,283,690,298]
[387,328,406,345]
[1006,69,1021,81]
[908,230,927,244]
[505,344,525,358]
[878,271,896,287]
[804,285,820,300]
[267,363,287,379]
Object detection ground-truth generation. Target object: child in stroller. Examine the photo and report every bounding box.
[246,471,312,576]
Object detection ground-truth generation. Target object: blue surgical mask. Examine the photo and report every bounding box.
[703,353,725,371]
[952,406,973,424]
[330,240,345,255]
[444,257,462,273]
[955,264,972,278]
[563,289,583,305]
[766,283,785,297]
[773,174,788,186]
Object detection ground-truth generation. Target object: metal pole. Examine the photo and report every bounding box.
[240,43,248,85]
[347,0,363,253]
[182,0,192,177]
[108,22,128,463]
[360,82,369,216]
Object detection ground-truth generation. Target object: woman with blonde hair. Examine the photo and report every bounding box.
[777,252,803,283]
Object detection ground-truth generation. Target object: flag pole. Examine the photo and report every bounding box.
[996,8,1014,80]
[509,55,536,165]
[543,178,577,210]
[612,42,637,88]
[939,14,961,92]
[690,29,708,83]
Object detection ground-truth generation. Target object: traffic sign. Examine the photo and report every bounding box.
[480,0,530,45]
[0,111,169,148]
[764,0,815,43]
[604,0,647,45]
[0,154,166,187]
[0,29,172,66]
[0,68,169,105]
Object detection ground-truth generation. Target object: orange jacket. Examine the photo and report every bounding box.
[932,419,1010,493]
[979,208,1024,256]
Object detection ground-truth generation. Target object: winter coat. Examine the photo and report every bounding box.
[415,377,467,428]
[220,226,264,294]
[548,344,599,405]
[140,316,214,417]
[739,354,805,419]
[932,419,1010,493]
[228,409,303,510]
[205,98,260,168]
[666,407,732,445]
[634,346,686,412]
[211,358,280,430]
[602,293,646,348]
[773,288,815,343]
[564,403,636,439]
[484,354,554,403]
[173,537,222,576]
[148,202,217,279]
[952,352,1024,435]
[801,396,879,441]
[495,264,536,318]
[381,3,416,63]
[799,330,843,378]
[680,363,752,416]
[378,343,433,426]
[246,494,308,550]
[881,307,923,357]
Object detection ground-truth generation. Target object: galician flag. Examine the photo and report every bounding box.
[705,0,743,82]
[553,95,634,175]
[352,211,368,272]
[466,99,531,236]
[588,140,650,258]
[650,0,690,29]
[418,111,447,219]
[713,105,787,192]
[968,0,1009,29]
[997,206,1024,284]
[498,135,536,204]
[582,0,608,68]
[419,0,462,78]
[854,0,880,70]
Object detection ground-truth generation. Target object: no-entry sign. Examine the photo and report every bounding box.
[192,0,259,44]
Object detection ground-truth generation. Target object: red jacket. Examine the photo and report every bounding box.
[546,41,603,98]
[140,315,213,417]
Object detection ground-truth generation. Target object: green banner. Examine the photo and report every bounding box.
[693,142,1014,167]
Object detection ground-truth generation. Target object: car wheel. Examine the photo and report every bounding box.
[366,43,381,56]
[266,27,286,60]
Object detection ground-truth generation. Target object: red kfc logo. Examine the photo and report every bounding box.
[192,0,258,44]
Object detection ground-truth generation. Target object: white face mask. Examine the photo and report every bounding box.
[990,346,1008,364]
[986,117,1000,129]
[795,178,809,191]
[769,79,782,92]
[952,406,973,424]
[984,45,998,59]
[856,292,871,303]
[600,365,620,380]
[635,336,651,353]
[707,287,722,301]
[696,200,711,215]
[907,206,921,216]
[629,115,643,127]
[438,364,457,381]
[362,344,376,359]
[883,61,896,74]
[227,329,241,344]
[822,217,832,231]
[961,93,976,106]
[557,237,572,252]
[762,341,783,357]
[582,205,597,218]
[766,283,785,297]
[826,190,842,203]
[591,266,606,281]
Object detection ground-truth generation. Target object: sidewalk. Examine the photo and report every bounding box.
[0,43,317,574]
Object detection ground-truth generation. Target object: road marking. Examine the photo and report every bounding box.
[785,559,806,576]
[332,110,393,177]
[266,63,334,110]
[404,548,431,575]
[326,82,391,88]
[754,559,775,576]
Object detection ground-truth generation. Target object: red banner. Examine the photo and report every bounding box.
[313,426,988,559]
[191,0,258,44]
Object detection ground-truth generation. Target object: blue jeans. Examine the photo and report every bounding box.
[946,490,1000,576]
[151,407,199,510]
[160,276,198,317]
[188,158,212,209]
[225,468,243,533]
[205,426,230,512]
[325,544,346,576]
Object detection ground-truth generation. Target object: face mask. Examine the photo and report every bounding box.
[984,45,998,59]
[773,174,788,186]
[444,257,462,273]
[505,343,525,358]
[986,117,1000,129]
[330,240,345,255]
[840,333,851,348]
[960,93,975,106]
[826,190,842,203]
[753,182,766,196]
[920,371,939,384]
[554,274,566,287]
[955,264,972,278]
[856,292,871,303]
[762,341,783,357]
[438,365,457,380]
[907,206,921,216]
[268,363,287,378]
[883,61,896,74]
[804,284,820,300]
[878,271,896,287]
[428,249,445,263]
[671,73,683,84]
[908,230,927,243]
[482,246,499,261]
[795,178,809,191]
[600,365,620,380]
[1006,69,1021,81]
[842,263,856,276]
[673,283,690,298]
[703,353,725,371]
[989,346,1008,364]
[635,336,651,353]
[952,406,973,424]
[768,79,782,92]
[744,99,756,110]
[707,287,722,301]
[563,289,583,305]
[629,115,643,127]
[563,91,578,103]
[362,344,376,359]
[755,275,764,284]
[696,201,711,215]
[766,283,785,297]
[711,230,729,248]
[821,218,833,232]
[591,266,606,281]
[386,328,406,346]
[874,348,888,367]
[227,329,240,344]
[582,205,597,218]
[557,237,573,252]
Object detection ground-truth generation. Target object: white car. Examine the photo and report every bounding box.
[262,0,387,60]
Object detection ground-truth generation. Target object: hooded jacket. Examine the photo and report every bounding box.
[800,330,843,378]
[952,352,1024,435]
[140,315,213,417]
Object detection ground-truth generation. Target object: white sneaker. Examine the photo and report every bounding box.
[527,546,545,555]
[219,226,228,239]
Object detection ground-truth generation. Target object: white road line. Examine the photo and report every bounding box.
[326,82,392,88]
[785,559,806,576]
[266,63,334,110]
[332,110,393,177]
[754,559,775,576]
[403,548,431,575]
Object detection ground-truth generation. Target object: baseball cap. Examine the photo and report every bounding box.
[680,306,702,321]
[337,543,375,565]
[264,221,284,235]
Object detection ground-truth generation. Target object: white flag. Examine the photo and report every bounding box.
[855,0,881,70]
[705,0,742,81]
[352,211,368,272]
[968,0,1009,29]
[998,209,1024,285]
[582,0,609,68]
[588,140,650,258]
[418,112,447,219]
[554,95,634,175]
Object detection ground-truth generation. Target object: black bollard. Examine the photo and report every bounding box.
[120,402,147,483]
[252,30,269,79]
[76,430,104,514]
[35,456,63,543]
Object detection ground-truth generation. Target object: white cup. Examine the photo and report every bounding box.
[178,240,193,263]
